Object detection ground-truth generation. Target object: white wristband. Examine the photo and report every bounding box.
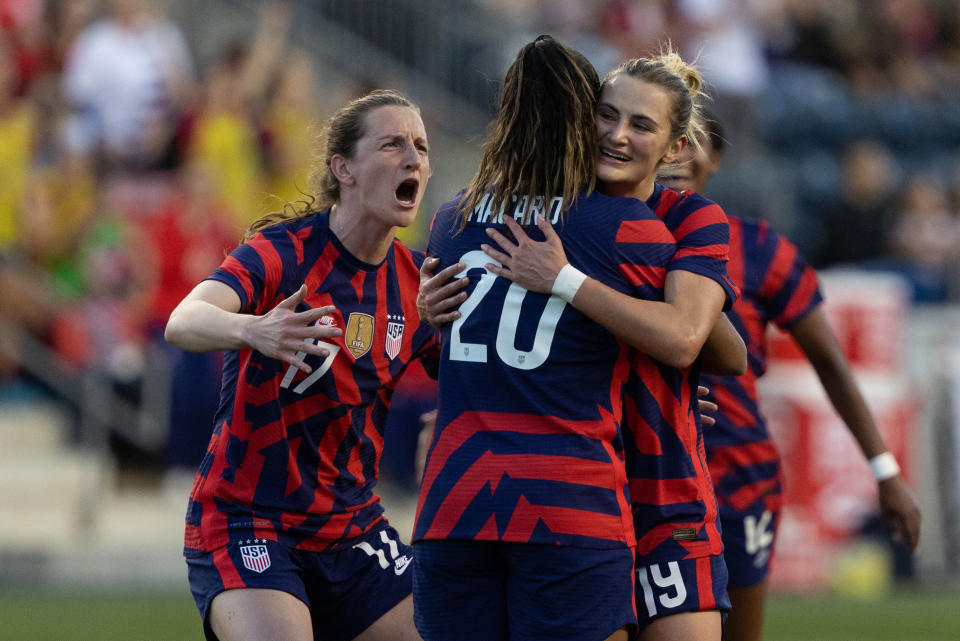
[869,452,901,482]
[551,264,587,304]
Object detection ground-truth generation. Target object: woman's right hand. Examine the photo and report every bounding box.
[481,216,569,295]
[417,257,469,328]
[698,385,718,427]
[878,473,922,552]
[241,285,342,374]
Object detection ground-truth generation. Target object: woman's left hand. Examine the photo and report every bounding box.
[481,215,569,294]
[418,257,468,328]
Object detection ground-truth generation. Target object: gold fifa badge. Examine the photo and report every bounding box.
[345,312,375,359]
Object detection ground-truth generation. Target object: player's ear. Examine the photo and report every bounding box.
[330,154,356,186]
[662,135,687,165]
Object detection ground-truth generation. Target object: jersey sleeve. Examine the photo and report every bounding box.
[663,195,738,309]
[207,229,289,314]
[754,222,824,329]
[613,206,676,298]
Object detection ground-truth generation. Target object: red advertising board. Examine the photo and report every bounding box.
[758,271,915,592]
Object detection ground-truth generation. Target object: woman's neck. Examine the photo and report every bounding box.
[328,203,395,265]
[599,176,656,203]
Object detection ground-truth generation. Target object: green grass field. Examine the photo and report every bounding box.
[0,588,957,640]
[763,590,960,641]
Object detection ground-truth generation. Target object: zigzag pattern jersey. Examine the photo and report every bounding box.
[623,185,737,561]
[701,215,822,514]
[413,190,676,549]
[184,210,439,554]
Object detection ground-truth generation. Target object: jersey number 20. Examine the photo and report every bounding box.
[448,250,565,370]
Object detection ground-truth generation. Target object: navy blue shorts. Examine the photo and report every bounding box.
[635,544,730,629]
[185,524,413,641]
[719,501,779,588]
[412,540,636,641]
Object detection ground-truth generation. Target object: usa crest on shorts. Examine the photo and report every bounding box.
[239,540,271,573]
[385,314,405,359]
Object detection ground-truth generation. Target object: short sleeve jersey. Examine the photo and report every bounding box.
[701,215,823,513]
[622,185,735,561]
[649,183,737,306]
[183,210,439,554]
[413,190,676,549]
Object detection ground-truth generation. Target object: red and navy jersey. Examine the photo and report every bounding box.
[414,190,676,549]
[701,215,822,514]
[623,185,735,561]
[184,210,439,554]
[649,184,737,307]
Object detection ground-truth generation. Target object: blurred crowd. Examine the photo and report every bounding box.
[489,0,960,301]
[496,0,960,100]
[0,0,349,470]
[2,0,960,474]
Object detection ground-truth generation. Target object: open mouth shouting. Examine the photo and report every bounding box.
[395,178,420,207]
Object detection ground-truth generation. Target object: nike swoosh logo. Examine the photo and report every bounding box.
[394,555,412,575]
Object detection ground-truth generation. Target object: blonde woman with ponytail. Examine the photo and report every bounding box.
[591,49,735,641]
[420,46,740,641]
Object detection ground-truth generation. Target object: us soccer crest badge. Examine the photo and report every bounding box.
[239,540,271,573]
[385,314,405,360]
[345,312,374,359]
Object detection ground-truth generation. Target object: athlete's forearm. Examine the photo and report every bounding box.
[812,358,887,458]
[166,282,341,373]
[697,314,747,376]
[790,308,888,459]
[165,299,253,353]
[793,306,921,550]
[572,277,719,369]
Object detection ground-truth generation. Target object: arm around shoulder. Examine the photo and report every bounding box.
[480,216,730,369]
[570,270,728,369]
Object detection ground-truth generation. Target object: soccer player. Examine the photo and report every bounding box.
[600,54,734,641]
[164,90,436,641]
[658,114,922,641]
[420,50,743,641]
[412,35,678,641]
